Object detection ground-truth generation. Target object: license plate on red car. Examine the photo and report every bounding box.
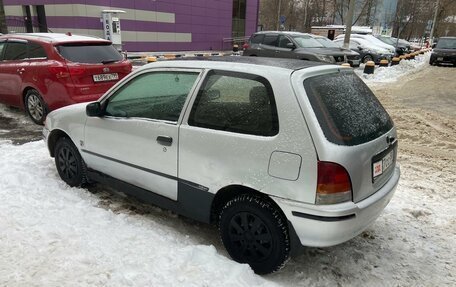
[93,73,119,82]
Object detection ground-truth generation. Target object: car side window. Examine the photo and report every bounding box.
[188,70,279,136]
[0,42,5,60]
[4,42,27,60]
[28,42,47,58]
[250,34,264,44]
[278,36,292,48]
[105,71,199,122]
[262,34,279,47]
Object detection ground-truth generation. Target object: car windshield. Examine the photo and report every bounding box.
[292,35,325,48]
[315,37,340,48]
[57,42,123,64]
[436,38,456,49]
[378,37,395,45]
[304,70,393,146]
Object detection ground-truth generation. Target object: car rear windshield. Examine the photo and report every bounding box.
[304,71,393,146]
[56,42,123,64]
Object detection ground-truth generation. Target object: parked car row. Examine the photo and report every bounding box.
[430,37,456,66]
[0,33,131,124]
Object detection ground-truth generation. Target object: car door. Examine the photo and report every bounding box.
[0,40,29,107]
[83,68,202,200]
[258,34,279,57]
[276,35,296,59]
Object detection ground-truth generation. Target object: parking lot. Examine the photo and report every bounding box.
[0,60,455,286]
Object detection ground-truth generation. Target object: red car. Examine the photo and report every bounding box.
[0,33,132,124]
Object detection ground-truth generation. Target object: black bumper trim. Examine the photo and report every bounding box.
[292,211,356,222]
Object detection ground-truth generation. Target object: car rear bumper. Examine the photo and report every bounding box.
[272,166,400,247]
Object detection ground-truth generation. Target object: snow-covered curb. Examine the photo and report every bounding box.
[356,53,430,85]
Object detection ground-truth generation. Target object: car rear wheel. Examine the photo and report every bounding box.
[362,54,374,64]
[54,137,87,187]
[218,194,290,274]
[25,89,47,125]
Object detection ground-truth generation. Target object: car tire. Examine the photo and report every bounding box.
[362,54,374,64]
[54,137,88,187]
[429,57,435,66]
[218,194,290,274]
[25,89,47,125]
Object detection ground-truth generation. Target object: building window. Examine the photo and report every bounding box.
[232,0,246,38]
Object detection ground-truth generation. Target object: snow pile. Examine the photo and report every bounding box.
[0,141,275,287]
[356,53,430,85]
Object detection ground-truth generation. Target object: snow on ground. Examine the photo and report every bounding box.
[355,52,430,85]
[1,56,455,286]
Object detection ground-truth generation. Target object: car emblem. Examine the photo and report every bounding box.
[103,67,110,73]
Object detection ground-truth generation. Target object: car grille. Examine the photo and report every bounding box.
[334,55,345,62]
[347,55,360,60]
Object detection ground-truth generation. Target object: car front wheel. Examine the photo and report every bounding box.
[362,54,374,63]
[218,194,290,274]
[25,89,47,125]
[54,137,87,187]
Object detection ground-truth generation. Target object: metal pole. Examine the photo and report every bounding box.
[277,0,281,31]
[343,0,356,49]
[429,0,439,45]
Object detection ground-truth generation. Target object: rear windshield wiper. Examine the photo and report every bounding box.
[101,59,119,64]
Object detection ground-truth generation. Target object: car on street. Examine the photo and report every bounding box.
[243,31,361,66]
[375,35,410,55]
[336,34,396,55]
[44,57,400,274]
[430,37,456,66]
[0,33,132,124]
[333,37,394,63]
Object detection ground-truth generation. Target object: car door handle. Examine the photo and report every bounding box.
[156,135,173,146]
[17,68,25,74]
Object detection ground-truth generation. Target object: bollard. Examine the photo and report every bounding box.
[405,53,411,60]
[341,63,351,68]
[419,50,425,54]
[146,56,157,63]
[164,54,176,59]
[363,61,375,74]
[391,57,400,66]
[379,59,389,67]
[409,53,415,60]
[232,44,239,53]
[399,55,406,61]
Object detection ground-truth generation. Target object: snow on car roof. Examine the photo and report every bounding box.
[148,56,327,71]
[1,33,110,44]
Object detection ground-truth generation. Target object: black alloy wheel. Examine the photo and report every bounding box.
[363,54,374,64]
[219,194,290,274]
[54,137,87,187]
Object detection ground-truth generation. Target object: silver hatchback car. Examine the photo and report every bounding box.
[44,57,400,274]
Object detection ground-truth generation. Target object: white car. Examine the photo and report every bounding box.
[333,37,394,63]
[336,34,396,55]
[43,57,400,274]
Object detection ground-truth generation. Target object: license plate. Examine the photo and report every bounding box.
[437,57,443,61]
[93,73,119,82]
[373,150,394,178]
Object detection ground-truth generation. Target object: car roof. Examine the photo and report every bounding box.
[144,56,327,71]
[439,37,456,39]
[0,33,111,44]
[253,31,312,37]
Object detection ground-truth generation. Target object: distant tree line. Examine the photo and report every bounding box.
[259,0,456,40]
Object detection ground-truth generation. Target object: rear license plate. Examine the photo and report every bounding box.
[373,150,394,179]
[437,57,443,61]
[93,73,119,82]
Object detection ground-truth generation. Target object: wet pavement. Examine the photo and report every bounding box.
[0,106,42,145]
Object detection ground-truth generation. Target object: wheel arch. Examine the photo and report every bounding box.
[210,184,285,225]
[47,129,72,158]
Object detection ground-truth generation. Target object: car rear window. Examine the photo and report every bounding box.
[56,42,123,64]
[250,34,264,44]
[304,71,393,146]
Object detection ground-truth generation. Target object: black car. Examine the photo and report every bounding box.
[243,31,361,67]
[430,37,456,66]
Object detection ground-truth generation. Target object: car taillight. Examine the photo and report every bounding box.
[48,66,70,78]
[124,62,132,73]
[316,161,352,204]
[67,66,86,76]
[242,43,249,50]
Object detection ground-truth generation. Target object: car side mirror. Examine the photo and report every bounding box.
[432,43,436,49]
[357,46,363,51]
[86,102,103,117]
[286,42,296,50]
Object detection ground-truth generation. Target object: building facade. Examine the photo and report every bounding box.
[3,0,259,51]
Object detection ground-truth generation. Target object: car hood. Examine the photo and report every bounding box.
[46,102,89,131]
[296,47,359,56]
